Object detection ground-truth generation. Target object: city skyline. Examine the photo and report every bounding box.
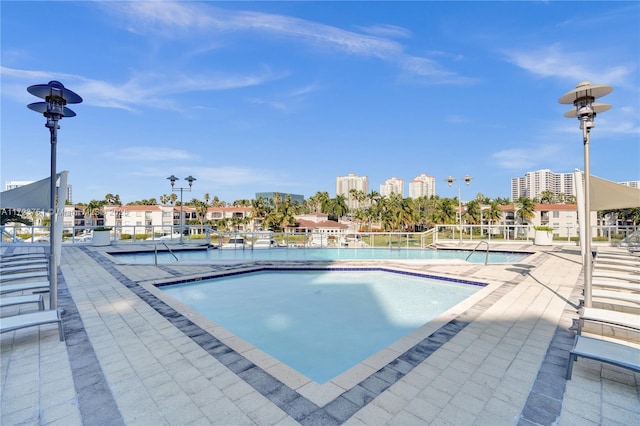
[2,2,639,205]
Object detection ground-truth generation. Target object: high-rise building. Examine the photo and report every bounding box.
[511,169,575,201]
[336,173,368,210]
[408,173,435,199]
[619,181,640,189]
[380,176,404,197]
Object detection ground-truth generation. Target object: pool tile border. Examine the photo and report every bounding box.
[83,247,541,425]
[151,266,489,289]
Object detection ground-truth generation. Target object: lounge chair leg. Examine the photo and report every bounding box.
[57,309,65,341]
[566,354,575,379]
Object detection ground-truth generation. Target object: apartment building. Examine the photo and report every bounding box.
[336,173,369,210]
[379,176,404,197]
[408,173,435,199]
[511,169,575,201]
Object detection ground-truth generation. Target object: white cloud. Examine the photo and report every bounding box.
[356,24,412,39]
[107,147,196,161]
[105,1,470,84]
[501,44,633,87]
[1,66,286,112]
[491,144,570,171]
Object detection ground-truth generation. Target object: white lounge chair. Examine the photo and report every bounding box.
[593,263,639,274]
[594,256,640,267]
[591,289,640,306]
[592,279,638,292]
[592,271,640,283]
[0,281,50,295]
[0,271,49,284]
[0,264,48,274]
[0,258,48,266]
[0,309,64,341]
[0,294,45,311]
[566,335,640,379]
[578,307,640,334]
[0,253,47,261]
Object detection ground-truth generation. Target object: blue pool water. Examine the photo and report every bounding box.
[160,269,483,383]
[114,247,530,264]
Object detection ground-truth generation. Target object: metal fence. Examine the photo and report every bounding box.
[2,224,637,247]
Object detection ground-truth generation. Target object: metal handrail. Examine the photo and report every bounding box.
[155,242,179,265]
[465,240,490,265]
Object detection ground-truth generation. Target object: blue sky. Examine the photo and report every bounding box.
[2,1,638,205]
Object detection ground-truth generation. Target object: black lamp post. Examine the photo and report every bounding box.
[167,175,196,243]
[27,81,82,310]
[445,175,472,243]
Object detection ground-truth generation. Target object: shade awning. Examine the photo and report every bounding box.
[588,174,640,211]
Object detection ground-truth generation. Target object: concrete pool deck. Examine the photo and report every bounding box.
[1,243,639,425]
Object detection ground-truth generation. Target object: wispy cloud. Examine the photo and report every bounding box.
[105,1,469,84]
[491,144,573,171]
[501,43,633,87]
[356,24,412,39]
[107,147,196,161]
[1,65,285,112]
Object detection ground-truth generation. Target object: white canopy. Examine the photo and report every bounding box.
[0,171,68,266]
[589,174,640,210]
[574,170,639,257]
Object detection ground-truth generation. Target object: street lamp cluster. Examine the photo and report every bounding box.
[445,174,472,243]
[27,81,82,310]
[559,81,613,308]
[167,175,196,243]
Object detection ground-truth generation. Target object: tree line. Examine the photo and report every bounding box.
[6,190,637,231]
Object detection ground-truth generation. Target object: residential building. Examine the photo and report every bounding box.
[206,207,252,232]
[408,173,435,199]
[380,176,404,197]
[495,203,594,239]
[103,205,171,236]
[336,173,368,210]
[619,181,640,189]
[291,213,348,236]
[511,169,575,201]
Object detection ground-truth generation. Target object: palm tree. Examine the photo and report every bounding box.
[324,195,349,221]
[485,201,503,226]
[84,200,103,226]
[539,190,555,204]
[431,198,457,225]
[104,193,121,205]
[464,200,482,225]
[515,197,536,225]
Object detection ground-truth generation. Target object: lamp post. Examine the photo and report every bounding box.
[27,81,82,310]
[445,175,472,243]
[559,81,612,308]
[167,175,196,243]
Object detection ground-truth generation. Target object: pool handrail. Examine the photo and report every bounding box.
[154,243,179,265]
[466,241,490,265]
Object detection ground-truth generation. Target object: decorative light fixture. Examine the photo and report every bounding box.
[167,175,196,243]
[445,175,472,243]
[559,81,612,308]
[27,81,82,310]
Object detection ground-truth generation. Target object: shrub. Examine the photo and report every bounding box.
[534,226,554,232]
[94,226,112,231]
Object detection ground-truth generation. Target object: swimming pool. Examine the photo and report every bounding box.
[159,268,484,383]
[113,247,531,264]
